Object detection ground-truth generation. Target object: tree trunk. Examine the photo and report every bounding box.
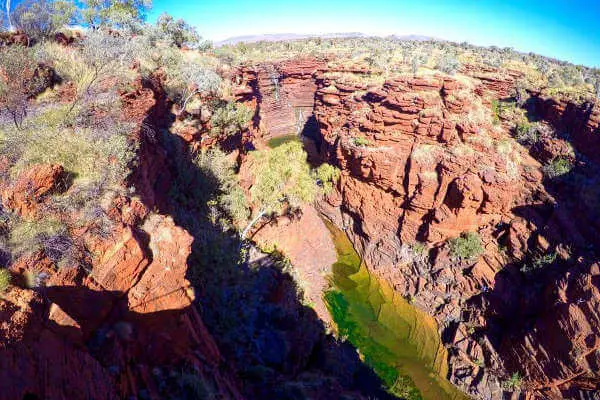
[241,209,267,240]
[180,90,199,115]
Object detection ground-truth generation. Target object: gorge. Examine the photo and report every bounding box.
[1,26,600,400]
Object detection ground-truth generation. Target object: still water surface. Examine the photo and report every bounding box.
[323,220,469,400]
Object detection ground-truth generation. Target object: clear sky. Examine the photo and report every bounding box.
[149,0,600,67]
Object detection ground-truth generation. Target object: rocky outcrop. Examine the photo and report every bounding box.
[0,76,244,400]
[530,95,600,164]
[313,73,532,312]
[0,31,30,46]
[1,163,67,217]
[307,67,600,398]
[252,205,337,322]
[233,58,326,140]
[0,287,119,400]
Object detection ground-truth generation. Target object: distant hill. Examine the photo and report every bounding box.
[215,33,435,47]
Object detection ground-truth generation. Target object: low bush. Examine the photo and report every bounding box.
[0,45,47,129]
[194,148,250,227]
[12,0,77,41]
[449,232,484,262]
[436,54,461,75]
[502,372,522,392]
[399,242,430,273]
[543,157,573,178]
[514,121,540,145]
[209,102,253,137]
[352,136,371,147]
[313,163,340,194]
[521,251,557,273]
[8,218,74,265]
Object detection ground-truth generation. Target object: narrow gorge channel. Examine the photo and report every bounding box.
[244,60,472,399]
[322,219,468,400]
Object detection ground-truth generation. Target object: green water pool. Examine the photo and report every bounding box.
[267,133,301,148]
[323,220,469,400]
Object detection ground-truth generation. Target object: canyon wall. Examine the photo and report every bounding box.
[235,58,600,399]
[0,78,243,400]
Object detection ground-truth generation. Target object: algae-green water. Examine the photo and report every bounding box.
[323,220,469,400]
[267,133,301,148]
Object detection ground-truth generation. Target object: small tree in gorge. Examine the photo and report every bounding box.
[177,62,221,112]
[241,141,315,239]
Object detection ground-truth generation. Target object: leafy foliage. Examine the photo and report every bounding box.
[12,0,77,41]
[0,45,46,129]
[436,54,460,75]
[156,12,201,48]
[80,0,152,31]
[543,156,573,178]
[521,251,557,273]
[79,29,139,92]
[172,62,222,109]
[313,163,340,194]
[514,121,540,145]
[248,141,316,215]
[502,372,522,392]
[449,232,484,262]
[209,102,253,137]
[352,136,371,147]
[194,148,249,226]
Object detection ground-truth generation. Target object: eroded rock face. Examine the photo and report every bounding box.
[0,78,243,400]
[315,69,600,399]
[231,60,600,398]
[0,287,119,400]
[253,205,337,322]
[1,209,242,400]
[233,58,327,140]
[313,73,531,317]
[1,163,66,217]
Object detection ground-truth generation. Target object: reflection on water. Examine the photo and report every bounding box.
[323,220,469,400]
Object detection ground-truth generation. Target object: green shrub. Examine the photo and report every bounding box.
[78,30,140,95]
[411,241,427,256]
[352,136,371,147]
[436,54,460,75]
[449,232,484,262]
[168,62,222,109]
[502,372,522,392]
[80,0,152,31]
[9,125,135,186]
[13,0,77,41]
[242,141,315,238]
[514,122,539,145]
[0,45,46,129]
[156,12,201,48]
[209,102,253,137]
[491,99,501,125]
[0,269,10,294]
[543,157,573,178]
[521,251,557,273]
[313,163,340,194]
[8,218,72,264]
[194,148,250,226]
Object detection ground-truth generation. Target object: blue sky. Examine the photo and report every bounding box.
[150,1,600,66]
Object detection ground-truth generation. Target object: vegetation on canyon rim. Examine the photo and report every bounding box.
[1,0,600,399]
